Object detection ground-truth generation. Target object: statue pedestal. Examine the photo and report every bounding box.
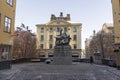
[53,45,72,65]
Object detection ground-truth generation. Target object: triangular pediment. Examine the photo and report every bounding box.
[46,20,71,25]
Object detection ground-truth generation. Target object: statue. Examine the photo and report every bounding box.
[55,28,71,46]
[53,28,72,65]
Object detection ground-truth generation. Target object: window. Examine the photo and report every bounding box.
[0,14,1,26]
[64,27,67,32]
[48,54,53,57]
[49,44,53,49]
[50,27,53,32]
[41,35,44,41]
[72,54,78,57]
[74,44,77,49]
[39,55,45,57]
[41,28,44,33]
[49,35,53,41]
[73,27,77,32]
[57,27,60,32]
[73,35,77,40]
[57,22,60,24]
[1,48,9,61]
[40,44,44,49]
[6,0,13,6]
[4,17,12,33]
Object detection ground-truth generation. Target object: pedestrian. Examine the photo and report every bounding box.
[90,56,93,64]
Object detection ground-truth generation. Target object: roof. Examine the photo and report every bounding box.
[36,20,82,27]
[67,21,77,23]
[104,23,113,27]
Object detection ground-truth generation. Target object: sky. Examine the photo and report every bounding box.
[15,0,113,49]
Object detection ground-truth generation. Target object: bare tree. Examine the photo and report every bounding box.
[89,30,114,60]
[13,31,36,60]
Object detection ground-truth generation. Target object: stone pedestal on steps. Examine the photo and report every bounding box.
[53,45,72,65]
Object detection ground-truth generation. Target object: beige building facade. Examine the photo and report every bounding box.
[0,0,16,61]
[112,0,120,43]
[112,0,120,68]
[36,12,82,59]
[85,23,114,60]
[102,23,113,33]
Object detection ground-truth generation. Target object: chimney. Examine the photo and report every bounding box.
[66,14,70,21]
[51,14,56,21]
[60,12,63,17]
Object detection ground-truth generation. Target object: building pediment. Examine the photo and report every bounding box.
[46,20,71,26]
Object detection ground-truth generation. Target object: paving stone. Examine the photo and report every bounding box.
[0,63,120,80]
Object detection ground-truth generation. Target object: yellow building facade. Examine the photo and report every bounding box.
[102,23,113,33]
[0,0,16,61]
[36,12,82,59]
[112,0,120,68]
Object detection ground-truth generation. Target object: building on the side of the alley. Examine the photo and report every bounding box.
[36,12,82,59]
[93,23,114,64]
[102,23,114,47]
[0,0,16,69]
[102,23,113,33]
[85,23,114,64]
[102,23,115,59]
[112,0,120,69]
[112,0,120,44]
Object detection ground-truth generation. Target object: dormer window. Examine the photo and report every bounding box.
[41,28,44,33]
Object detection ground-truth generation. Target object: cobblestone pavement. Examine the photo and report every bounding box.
[0,62,120,80]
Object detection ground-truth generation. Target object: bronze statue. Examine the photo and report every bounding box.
[55,28,71,46]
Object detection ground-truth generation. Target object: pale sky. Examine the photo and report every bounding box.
[15,0,113,49]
